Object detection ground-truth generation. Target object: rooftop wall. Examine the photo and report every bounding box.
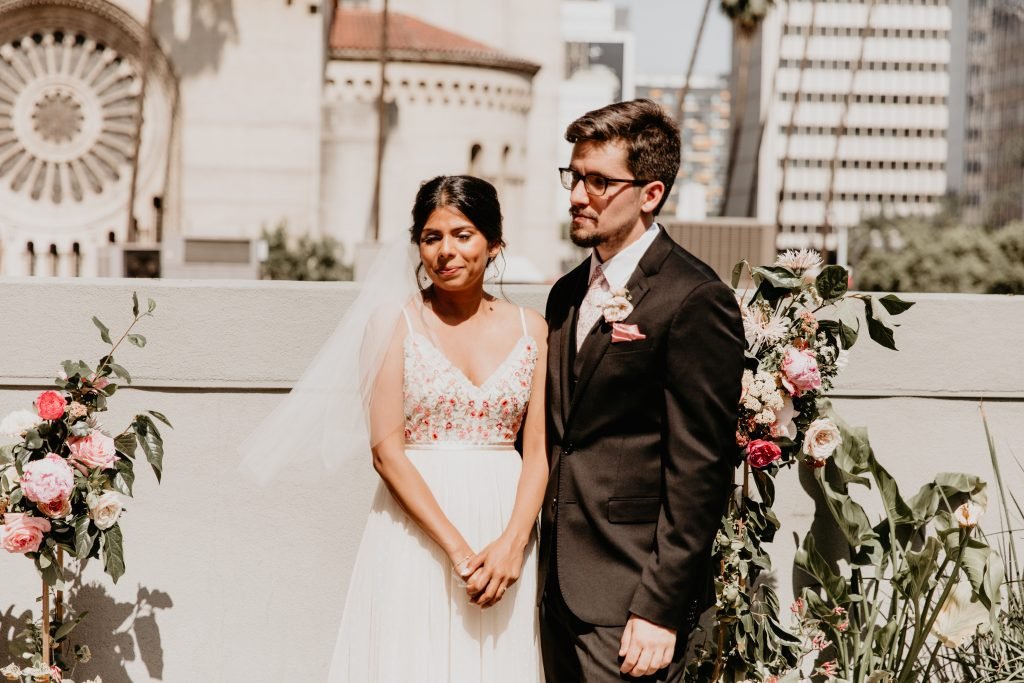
[1,279,1021,681]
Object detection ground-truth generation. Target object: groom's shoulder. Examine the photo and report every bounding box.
[659,232,725,289]
[550,258,589,295]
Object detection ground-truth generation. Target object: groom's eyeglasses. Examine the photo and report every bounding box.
[559,168,650,197]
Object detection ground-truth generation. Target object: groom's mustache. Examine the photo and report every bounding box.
[570,209,597,221]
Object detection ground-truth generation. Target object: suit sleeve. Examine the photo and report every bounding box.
[628,279,745,629]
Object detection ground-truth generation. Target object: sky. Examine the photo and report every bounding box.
[611,0,733,79]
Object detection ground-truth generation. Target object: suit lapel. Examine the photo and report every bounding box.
[565,229,674,430]
[554,262,590,435]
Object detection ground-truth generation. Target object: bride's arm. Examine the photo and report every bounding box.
[369,325,476,573]
[465,309,549,607]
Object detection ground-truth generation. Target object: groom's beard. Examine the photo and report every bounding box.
[569,212,637,252]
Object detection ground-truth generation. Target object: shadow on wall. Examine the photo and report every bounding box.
[1,581,172,682]
[152,0,239,79]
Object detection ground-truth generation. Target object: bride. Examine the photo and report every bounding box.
[245,175,548,681]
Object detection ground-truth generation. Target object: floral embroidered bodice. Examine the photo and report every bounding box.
[401,308,537,445]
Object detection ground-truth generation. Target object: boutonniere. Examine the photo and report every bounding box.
[600,288,633,323]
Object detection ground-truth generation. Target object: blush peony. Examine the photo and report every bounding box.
[68,431,117,470]
[780,347,822,397]
[1,513,51,554]
[19,453,74,504]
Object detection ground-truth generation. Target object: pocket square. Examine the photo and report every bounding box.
[610,322,646,343]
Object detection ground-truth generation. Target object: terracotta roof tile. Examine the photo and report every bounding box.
[329,8,540,76]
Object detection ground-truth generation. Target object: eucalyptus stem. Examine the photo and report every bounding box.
[96,312,147,377]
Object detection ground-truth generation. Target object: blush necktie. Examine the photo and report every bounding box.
[576,264,609,352]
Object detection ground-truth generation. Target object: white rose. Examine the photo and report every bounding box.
[89,491,123,530]
[1,663,22,680]
[0,409,42,438]
[803,418,842,462]
[954,501,984,528]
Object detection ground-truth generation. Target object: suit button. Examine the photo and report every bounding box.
[563,444,574,455]
[552,497,558,506]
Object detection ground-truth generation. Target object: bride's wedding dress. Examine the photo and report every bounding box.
[327,307,543,682]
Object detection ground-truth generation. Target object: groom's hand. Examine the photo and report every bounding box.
[618,614,676,677]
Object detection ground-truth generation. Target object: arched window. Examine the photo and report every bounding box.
[469,143,483,176]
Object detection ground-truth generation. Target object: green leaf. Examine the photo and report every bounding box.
[74,517,96,558]
[148,410,173,428]
[92,317,112,345]
[24,429,43,450]
[108,362,132,384]
[815,265,849,300]
[795,533,850,604]
[132,291,140,317]
[731,260,747,289]
[0,444,13,465]
[895,536,940,600]
[113,458,135,496]
[864,298,897,351]
[134,415,163,482]
[752,265,802,290]
[127,334,147,348]
[839,320,859,349]
[877,294,915,316]
[103,524,125,583]
[148,298,156,313]
[815,466,882,564]
[115,432,137,458]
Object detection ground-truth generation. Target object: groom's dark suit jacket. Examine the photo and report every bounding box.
[540,227,745,630]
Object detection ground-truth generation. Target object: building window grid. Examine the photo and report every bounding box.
[781,158,945,171]
[779,59,948,73]
[779,92,948,105]
[781,125,946,138]
[783,26,950,39]
[780,192,939,203]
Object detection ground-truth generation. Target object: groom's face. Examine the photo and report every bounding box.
[567,140,649,257]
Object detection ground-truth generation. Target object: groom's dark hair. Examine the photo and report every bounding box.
[565,99,681,215]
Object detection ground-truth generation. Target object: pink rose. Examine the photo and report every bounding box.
[19,453,75,504]
[1,513,51,554]
[68,431,117,470]
[780,347,822,397]
[746,439,782,469]
[35,390,67,420]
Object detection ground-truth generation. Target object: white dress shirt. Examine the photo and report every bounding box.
[587,223,661,291]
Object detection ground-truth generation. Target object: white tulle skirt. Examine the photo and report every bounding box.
[327,444,543,682]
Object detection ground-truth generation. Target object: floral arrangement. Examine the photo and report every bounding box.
[685,249,916,681]
[0,293,167,683]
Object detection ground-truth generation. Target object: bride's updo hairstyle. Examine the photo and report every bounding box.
[409,175,505,253]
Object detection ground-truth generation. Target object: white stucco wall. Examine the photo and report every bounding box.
[0,280,1021,680]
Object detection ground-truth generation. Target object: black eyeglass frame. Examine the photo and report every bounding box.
[558,167,652,196]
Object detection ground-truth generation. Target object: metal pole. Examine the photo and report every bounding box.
[370,0,390,242]
[125,0,156,244]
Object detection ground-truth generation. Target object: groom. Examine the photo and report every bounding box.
[540,99,745,681]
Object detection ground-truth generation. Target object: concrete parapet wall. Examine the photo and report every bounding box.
[0,279,1021,680]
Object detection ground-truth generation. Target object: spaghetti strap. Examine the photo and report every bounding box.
[400,308,414,334]
[518,307,528,336]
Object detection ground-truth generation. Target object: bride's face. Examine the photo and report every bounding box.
[418,205,498,293]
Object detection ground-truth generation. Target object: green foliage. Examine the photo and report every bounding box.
[934,410,1024,681]
[260,222,354,281]
[849,216,1024,294]
[793,406,1000,683]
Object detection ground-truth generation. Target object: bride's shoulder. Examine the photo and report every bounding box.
[489,299,547,338]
